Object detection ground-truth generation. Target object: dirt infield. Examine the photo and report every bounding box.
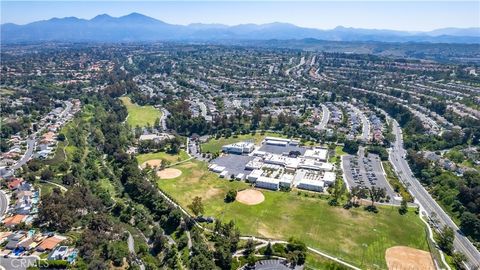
[236,189,265,205]
[385,246,435,270]
[141,159,162,169]
[157,168,182,179]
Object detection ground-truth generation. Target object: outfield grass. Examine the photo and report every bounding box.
[305,251,349,270]
[136,150,190,165]
[158,160,429,269]
[200,132,287,154]
[119,96,161,127]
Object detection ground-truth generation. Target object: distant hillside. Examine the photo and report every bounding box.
[2,13,479,43]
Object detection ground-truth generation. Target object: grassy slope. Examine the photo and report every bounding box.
[119,96,161,127]
[136,150,190,165]
[158,160,428,269]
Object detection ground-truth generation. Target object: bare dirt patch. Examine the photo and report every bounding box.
[205,188,222,199]
[385,246,434,270]
[157,168,182,179]
[141,159,162,169]
[236,189,265,205]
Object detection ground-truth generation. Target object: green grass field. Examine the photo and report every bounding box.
[329,146,347,163]
[200,132,287,154]
[119,96,162,127]
[136,150,190,165]
[158,160,429,269]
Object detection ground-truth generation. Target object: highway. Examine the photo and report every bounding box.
[389,118,480,268]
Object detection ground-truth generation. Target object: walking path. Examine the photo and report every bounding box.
[39,180,68,192]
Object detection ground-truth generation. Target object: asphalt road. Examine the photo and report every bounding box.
[0,256,38,270]
[160,108,170,131]
[0,191,8,219]
[389,118,480,268]
[11,138,35,171]
[348,103,370,141]
[316,104,330,130]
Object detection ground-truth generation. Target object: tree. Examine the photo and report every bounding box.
[57,133,66,141]
[40,168,54,181]
[106,241,129,267]
[343,140,359,154]
[452,252,467,270]
[247,254,256,267]
[437,226,455,255]
[264,242,273,257]
[368,186,386,206]
[224,189,237,203]
[163,245,181,269]
[286,238,307,266]
[460,212,480,242]
[243,239,256,257]
[399,198,408,215]
[188,196,204,217]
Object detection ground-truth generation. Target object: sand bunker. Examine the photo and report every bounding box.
[385,246,435,270]
[141,159,162,169]
[157,168,182,179]
[236,189,265,205]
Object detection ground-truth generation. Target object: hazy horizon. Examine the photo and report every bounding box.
[2,1,479,31]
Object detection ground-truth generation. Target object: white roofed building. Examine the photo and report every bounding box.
[303,148,328,162]
[297,179,324,192]
[323,172,336,186]
[222,142,255,154]
[264,136,300,146]
[255,176,280,190]
[279,174,294,188]
[247,169,263,182]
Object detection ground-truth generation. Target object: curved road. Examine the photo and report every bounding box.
[0,191,8,219]
[11,138,35,171]
[389,118,480,268]
[316,104,330,130]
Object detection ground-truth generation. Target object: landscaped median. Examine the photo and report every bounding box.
[157,159,431,269]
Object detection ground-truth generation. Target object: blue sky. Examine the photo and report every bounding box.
[2,1,479,31]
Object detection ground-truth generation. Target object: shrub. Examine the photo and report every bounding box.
[224,189,237,203]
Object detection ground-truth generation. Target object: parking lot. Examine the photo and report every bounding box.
[258,144,306,156]
[342,149,397,203]
[211,154,256,176]
[240,259,303,270]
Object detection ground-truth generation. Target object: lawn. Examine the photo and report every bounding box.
[329,146,346,163]
[136,150,190,165]
[200,132,287,154]
[305,251,349,270]
[158,160,429,269]
[38,182,60,196]
[119,96,162,127]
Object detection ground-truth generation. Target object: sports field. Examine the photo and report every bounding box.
[119,96,161,127]
[158,160,429,269]
[136,150,190,165]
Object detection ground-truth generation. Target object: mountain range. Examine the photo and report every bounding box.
[2,13,479,44]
